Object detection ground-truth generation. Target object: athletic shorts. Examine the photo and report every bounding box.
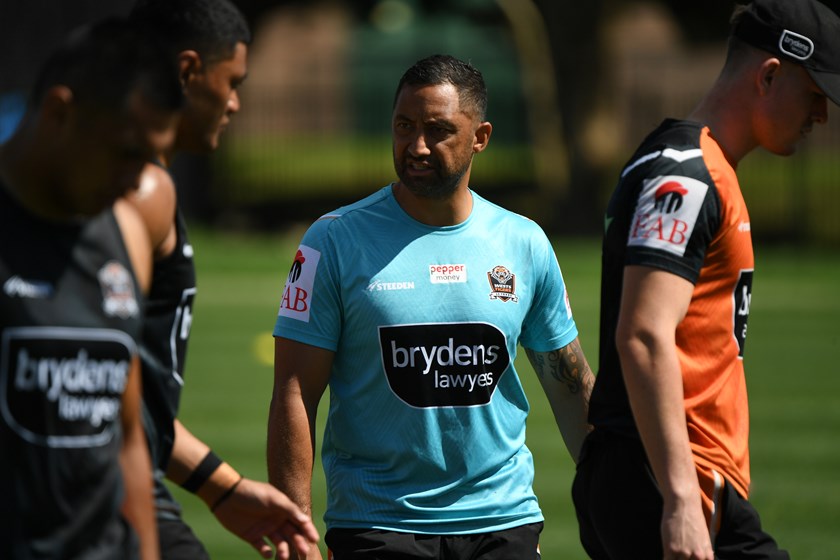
[571,429,790,559]
[324,522,543,559]
[158,516,210,560]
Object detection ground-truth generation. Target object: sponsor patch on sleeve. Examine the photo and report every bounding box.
[627,175,709,257]
[278,244,320,323]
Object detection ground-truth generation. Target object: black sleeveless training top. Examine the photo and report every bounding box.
[0,183,143,559]
[139,202,197,517]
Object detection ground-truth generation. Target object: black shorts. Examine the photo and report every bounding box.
[325,522,543,560]
[158,516,210,560]
[571,430,789,560]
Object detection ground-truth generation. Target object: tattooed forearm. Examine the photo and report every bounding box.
[525,339,593,395]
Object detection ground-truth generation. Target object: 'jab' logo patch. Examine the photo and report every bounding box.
[628,175,708,257]
[379,322,510,408]
[278,245,320,323]
[487,265,518,302]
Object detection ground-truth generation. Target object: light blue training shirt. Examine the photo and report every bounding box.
[274,185,578,534]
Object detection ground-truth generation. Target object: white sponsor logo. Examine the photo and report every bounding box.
[0,326,134,448]
[278,245,320,323]
[779,29,814,60]
[429,264,467,284]
[368,280,415,291]
[3,276,53,299]
[628,175,708,257]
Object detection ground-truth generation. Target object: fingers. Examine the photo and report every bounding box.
[213,478,320,557]
[274,540,290,560]
[266,522,313,557]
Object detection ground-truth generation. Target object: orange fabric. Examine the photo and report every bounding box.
[680,127,754,503]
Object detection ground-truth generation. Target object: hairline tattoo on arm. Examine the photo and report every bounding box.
[525,339,592,394]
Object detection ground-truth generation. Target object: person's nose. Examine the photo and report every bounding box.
[227,90,241,114]
[408,130,430,156]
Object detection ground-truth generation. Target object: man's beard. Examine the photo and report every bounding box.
[394,155,470,200]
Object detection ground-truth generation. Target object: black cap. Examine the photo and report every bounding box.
[733,0,840,105]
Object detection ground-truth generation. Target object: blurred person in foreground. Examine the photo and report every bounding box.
[125,1,319,558]
[268,54,595,560]
[0,18,183,560]
[572,1,840,558]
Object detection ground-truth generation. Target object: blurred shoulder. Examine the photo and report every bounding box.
[113,198,153,294]
[124,162,177,258]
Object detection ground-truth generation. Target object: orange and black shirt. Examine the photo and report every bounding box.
[592,119,754,503]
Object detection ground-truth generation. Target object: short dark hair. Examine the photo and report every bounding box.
[29,17,184,113]
[394,54,488,121]
[130,0,251,64]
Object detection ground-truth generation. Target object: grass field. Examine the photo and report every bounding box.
[169,228,840,559]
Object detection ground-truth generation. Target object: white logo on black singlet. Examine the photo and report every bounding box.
[3,276,53,299]
[0,327,133,448]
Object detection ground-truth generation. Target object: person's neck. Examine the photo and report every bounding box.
[0,132,90,223]
[0,136,52,220]
[687,82,757,169]
[392,182,473,227]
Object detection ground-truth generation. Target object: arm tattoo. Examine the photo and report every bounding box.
[525,339,591,394]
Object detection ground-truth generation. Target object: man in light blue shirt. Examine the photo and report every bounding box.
[268,54,594,560]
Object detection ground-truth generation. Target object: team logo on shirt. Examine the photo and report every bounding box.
[278,245,320,323]
[628,175,708,257]
[379,322,510,408]
[487,265,518,302]
[98,261,139,319]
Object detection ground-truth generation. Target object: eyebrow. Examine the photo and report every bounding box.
[393,114,457,129]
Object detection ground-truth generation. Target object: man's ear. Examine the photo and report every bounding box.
[39,85,74,129]
[473,121,492,153]
[756,57,782,96]
[176,50,202,90]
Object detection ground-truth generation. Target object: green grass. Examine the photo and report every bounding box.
[170,229,840,559]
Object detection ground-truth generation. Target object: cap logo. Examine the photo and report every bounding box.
[779,29,814,60]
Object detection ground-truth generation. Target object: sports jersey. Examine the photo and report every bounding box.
[0,183,142,558]
[273,185,578,534]
[139,205,197,518]
[591,119,754,501]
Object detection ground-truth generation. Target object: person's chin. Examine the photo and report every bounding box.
[206,134,221,153]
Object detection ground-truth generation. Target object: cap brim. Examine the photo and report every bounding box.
[809,69,840,107]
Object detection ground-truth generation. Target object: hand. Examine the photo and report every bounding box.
[211,477,320,559]
[285,545,324,560]
[660,500,714,560]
